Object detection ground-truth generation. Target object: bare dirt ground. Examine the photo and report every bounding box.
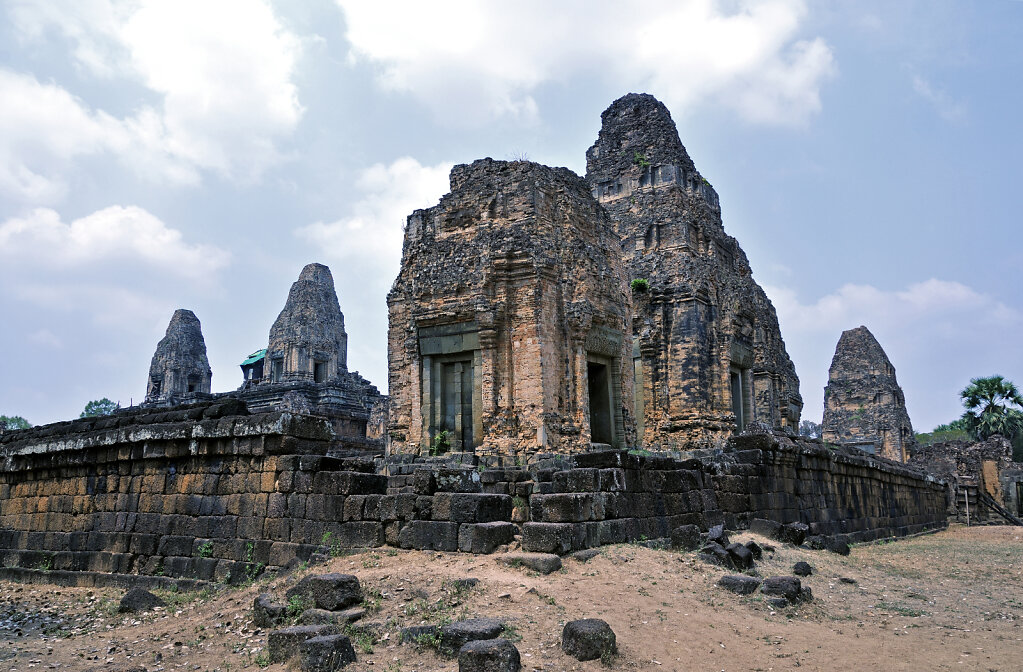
[2,524,1021,672]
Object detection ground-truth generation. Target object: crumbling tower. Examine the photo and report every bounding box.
[585,93,802,448]
[144,309,212,404]
[822,325,915,462]
[387,159,633,459]
[266,263,348,384]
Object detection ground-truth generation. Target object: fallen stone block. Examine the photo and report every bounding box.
[760,576,810,604]
[299,607,366,626]
[725,542,754,570]
[744,540,763,560]
[119,587,165,613]
[496,552,562,575]
[300,633,357,672]
[706,524,730,547]
[805,535,828,550]
[793,561,812,577]
[451,577,481,591]
[828,537,851,556]
[286,574,362,611]
[717,575,762,595]
[400,625,440,645]
[458,638,521,672]
[253,592,287,628]
[779,522,809,546]
[698,542,733,569]
[268,625,338,664]
[440,618,505,656]
[561,618,617,662]
[569,548,601,562]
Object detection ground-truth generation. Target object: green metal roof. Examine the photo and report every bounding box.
[240,349,267,366]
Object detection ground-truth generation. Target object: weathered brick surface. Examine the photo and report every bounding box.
[822,326,915,461]
[387,159,634,458]
[585,94,802,448]
[1,404,947,579]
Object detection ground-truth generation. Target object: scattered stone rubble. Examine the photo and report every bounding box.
[561,618,617,662]
[822,325,915,461]
[909,434,1023,521]
[261,573,366,669]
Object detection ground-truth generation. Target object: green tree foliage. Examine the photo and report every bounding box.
[0,415,31,431]
[798,420,821,439]
[932,417,972,433]
[80,398,120,418]
[957,376,1023,461]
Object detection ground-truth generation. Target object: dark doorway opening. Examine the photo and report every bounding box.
[588,361,613,444]
[313,361,327,383]
[730,370,744,430]
[436,359,474,451]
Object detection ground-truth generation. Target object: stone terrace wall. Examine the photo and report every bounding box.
[0,403,391,584]
[0,406,947,585]
[519,433,947,553]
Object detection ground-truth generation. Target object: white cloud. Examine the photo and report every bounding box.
[766,279,1023,431]
[337,0,834,126]
[911,74,966,122]
[2,0,304,202]
[296,157,453,281]
[295,157,452,392]
[0,69,129,201]
[28,329,63,350]
[0,206,230,280]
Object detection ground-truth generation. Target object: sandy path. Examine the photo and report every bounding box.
[2,524,1021,671]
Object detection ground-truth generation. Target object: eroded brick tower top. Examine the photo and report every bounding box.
[267,263,348,383]
[586,93,802,448]
[145,309,212,404]
[822,325,915,461]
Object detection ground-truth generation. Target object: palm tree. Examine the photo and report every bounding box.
[960,375,1023,441]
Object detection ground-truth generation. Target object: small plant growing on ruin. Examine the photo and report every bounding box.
[632,150,651,170]
[243,542,265,583]
[343,623,376,653]
[412,630,441,650]
[196,541,214,558]
[363,587,384,612]
[630,278,649,293]
[254,651,270,668]
[321,531,346,557]
[430,430,451,456]
[286,594,313,619]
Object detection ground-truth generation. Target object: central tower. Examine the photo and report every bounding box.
[387,159,633,459]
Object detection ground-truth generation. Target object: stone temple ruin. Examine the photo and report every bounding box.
[236,263,386,444]
[0,93,978,592]
[822,326,915,462]
[387,160,633,458]
[144,309,213,405]
[586,94,802,449]
[144,263,385,448]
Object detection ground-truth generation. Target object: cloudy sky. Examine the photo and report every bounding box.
[1,0,1020,433]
